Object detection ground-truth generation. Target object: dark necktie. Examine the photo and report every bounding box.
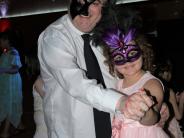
[82,34,112,138]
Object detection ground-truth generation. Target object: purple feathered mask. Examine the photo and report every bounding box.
[103,28,142,65]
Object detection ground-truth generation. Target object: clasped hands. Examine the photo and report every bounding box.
[118,89,154,121]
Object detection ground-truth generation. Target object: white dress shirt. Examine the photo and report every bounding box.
[38,14,122,138]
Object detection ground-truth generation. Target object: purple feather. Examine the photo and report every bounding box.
[124,29,136,44]
[103,28,136,50]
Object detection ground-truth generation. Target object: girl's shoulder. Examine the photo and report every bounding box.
[143,71,164,93]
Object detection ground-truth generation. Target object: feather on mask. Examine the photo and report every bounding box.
[103,28,142,65]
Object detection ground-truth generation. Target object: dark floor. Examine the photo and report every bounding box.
[11,112,35,138]
[12,74,36,138]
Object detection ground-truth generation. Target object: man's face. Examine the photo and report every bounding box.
[70,0,96,19]
[72,0,106,32]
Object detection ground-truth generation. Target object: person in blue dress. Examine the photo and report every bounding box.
[0,30,23,138]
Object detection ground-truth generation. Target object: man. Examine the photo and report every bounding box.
[38,0,153,138]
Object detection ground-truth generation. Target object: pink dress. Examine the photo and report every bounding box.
[168,117,183,138]
[112,72,169,138]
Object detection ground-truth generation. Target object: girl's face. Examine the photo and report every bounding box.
[114,56,143,77]
[110,39,142,66]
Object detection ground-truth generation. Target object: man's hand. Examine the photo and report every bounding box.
[118,90,154,121]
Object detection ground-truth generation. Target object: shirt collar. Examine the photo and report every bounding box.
[67,14,84,36]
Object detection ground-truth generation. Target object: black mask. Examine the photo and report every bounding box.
[70,0,96,19]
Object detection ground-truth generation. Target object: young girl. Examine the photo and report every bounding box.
[33,76,48,138]
[102,28,169,138]
[24,53,48,138]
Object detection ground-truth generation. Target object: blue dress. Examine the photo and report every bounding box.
[0,47,22,127]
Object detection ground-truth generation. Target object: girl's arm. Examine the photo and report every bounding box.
[157,102,170,127]
[178,91,184,119]
[170,90,184,120]
[0,50,21,74]
[139,79,164,126]
[179,91,184,119]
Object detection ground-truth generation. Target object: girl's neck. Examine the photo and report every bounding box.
[123,70,145,88]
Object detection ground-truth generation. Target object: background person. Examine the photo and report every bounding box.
[24,52,48,138]
[0,30,23,138]
[155,60,184,138]
[33,76,48,138]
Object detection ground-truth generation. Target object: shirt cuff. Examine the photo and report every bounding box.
[102,88,123,113]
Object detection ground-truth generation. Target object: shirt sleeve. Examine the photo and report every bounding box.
[38,28,122,113]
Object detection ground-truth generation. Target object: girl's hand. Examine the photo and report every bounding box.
[179,91,184,102]
[158,103,170,128]
[176,92,180,102]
